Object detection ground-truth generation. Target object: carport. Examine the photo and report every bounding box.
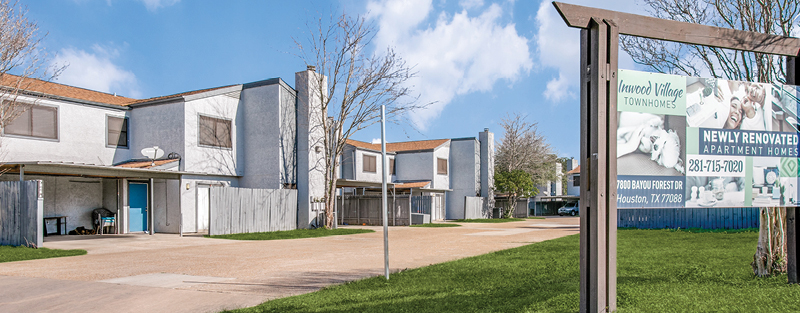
[0,161,196,236]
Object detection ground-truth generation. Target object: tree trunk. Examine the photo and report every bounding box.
[504,194,517,219]
[324,177,338,229]
[753,207,786,277]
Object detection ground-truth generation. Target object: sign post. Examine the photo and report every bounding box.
[554,2,800,311]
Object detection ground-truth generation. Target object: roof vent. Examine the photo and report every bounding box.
[484,128,489,132]
[307,65,316,72]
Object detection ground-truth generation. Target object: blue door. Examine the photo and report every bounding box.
[129,183,148,232]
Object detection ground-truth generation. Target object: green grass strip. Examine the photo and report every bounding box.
[226,229,800,313]
[0,246,86,263]
[205,228,374,240]
[526,216,545,219]
[449,218,524,223]
[410,223,460,228]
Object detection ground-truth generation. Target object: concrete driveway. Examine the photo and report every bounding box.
[0,217,579,313]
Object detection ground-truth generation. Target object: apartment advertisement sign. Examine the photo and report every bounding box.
[616,69,800,208]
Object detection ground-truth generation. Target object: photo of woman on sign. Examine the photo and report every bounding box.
[685,77,772,131]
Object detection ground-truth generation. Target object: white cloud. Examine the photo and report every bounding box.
[459,0,484,10]
[51,44,141,98]
[368,0,532,130]
[137,0,179,12]
[534,0,642,104]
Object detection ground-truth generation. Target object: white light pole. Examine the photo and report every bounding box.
[381,105,389,280]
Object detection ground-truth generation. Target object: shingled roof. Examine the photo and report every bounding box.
[1,73,237,107]
[1,74,136,106]
[346,138,449,153]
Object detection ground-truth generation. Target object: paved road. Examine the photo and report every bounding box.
[0,217,579,313]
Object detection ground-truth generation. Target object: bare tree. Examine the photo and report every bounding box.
[295,12,425,229]
[621,0,798,84]
[620,0,798,277]
[495,113,556,218]
[0,0,62,132]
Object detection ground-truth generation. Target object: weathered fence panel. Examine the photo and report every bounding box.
[0,181,42,247]
[338,194,412,226]
[494,199,529,218]
[209,187,297,235]
[617,208,760,229]
[464,196,487,219]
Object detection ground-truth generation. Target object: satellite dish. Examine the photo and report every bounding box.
[141,146,164,160]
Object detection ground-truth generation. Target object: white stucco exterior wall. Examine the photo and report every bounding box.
[353,149,394,183]
[1,94,131,165]
[432,143,450,189]
[295,69,327,229]
[182,92,242,176]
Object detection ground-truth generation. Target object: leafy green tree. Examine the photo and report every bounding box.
[495,169,536,218]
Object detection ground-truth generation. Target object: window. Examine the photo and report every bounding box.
[107,116,128,147]
[198,115,232,148]
[389,158,395,175]
[4,104,58,140]
[363,154,376,173]
[437,158,448,175]
[573,175,580,187]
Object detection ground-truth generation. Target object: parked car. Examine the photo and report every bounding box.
[558,202,580,216]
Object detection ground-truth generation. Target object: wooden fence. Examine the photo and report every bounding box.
[464,196,488,219]
[494,198,530,218]
[209,187,297,235]
[618,208,760,229]
[338,194,413,226]
[0,181,42,247]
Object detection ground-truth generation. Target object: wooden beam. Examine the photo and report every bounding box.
[580,17,618,313]
[787,55,800,284]
[553,2,800,56]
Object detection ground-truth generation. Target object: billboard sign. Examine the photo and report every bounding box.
[616,69,800,208]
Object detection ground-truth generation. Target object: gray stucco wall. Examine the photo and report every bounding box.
[395,151,433,183]
[280,83,297,186]
[239,83,282,189]
[340,146,355,180]
[1,94,131,166]
[127,100,184,166]
[447,139,480,219]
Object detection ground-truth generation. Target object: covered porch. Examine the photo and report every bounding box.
[0,162,191,237]
[335,179,450,225]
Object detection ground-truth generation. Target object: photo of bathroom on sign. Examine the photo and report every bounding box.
[685,176,746,208]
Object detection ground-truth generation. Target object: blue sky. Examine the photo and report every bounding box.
[25,0,647,160]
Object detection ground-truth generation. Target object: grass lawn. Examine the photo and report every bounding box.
[449,218,525,223]
[226,228,800,313]
[0,246,86,263]
[205,228,374,240]
[409,223,460,228]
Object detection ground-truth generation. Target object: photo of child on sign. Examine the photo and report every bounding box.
[617,112,686,176]
[685,77,773,131]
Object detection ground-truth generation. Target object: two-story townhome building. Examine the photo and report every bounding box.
[0,67,326,235]
[340,129,494,221]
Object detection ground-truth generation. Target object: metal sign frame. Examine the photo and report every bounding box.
[553,2,800,312]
